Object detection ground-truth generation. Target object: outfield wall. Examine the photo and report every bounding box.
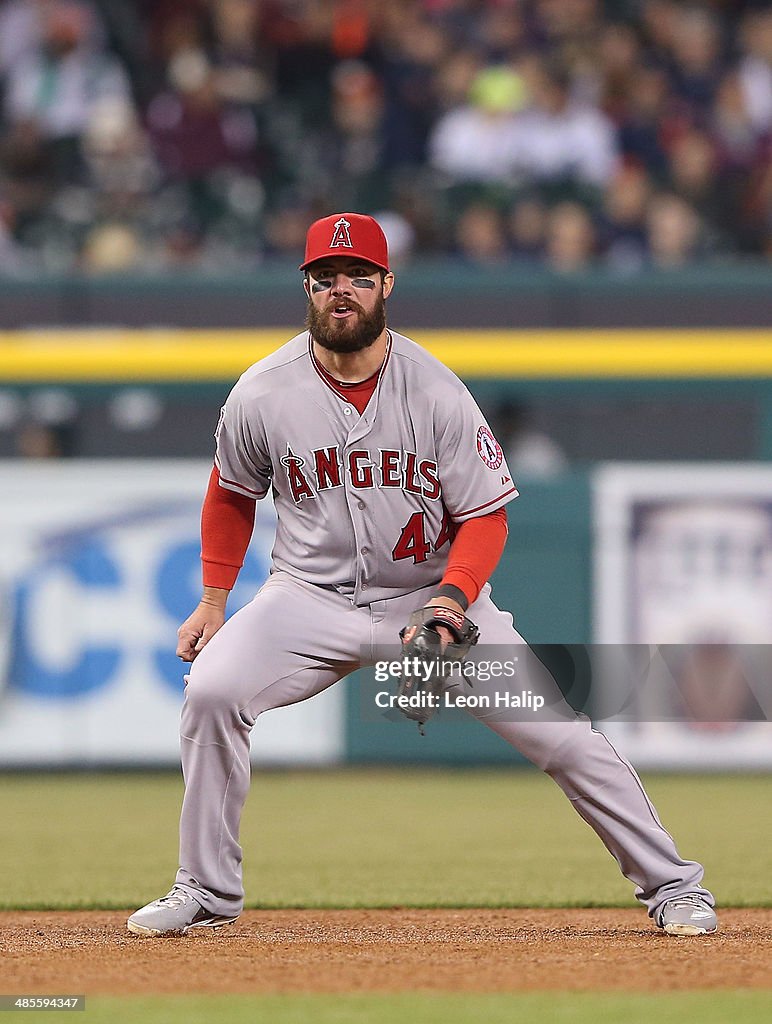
[1,265,770,328]
[2,329,772,464]
[2,316,770,767]
[1,459,770,769]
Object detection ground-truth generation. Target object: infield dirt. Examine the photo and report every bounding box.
[1,909,770,994]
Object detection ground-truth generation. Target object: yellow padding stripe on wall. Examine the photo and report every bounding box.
[0,329,771,381]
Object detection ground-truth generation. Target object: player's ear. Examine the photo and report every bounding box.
[302,274,310,298]
[382,272,395,299]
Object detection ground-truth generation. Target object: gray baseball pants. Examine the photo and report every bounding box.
[174,571,713,918]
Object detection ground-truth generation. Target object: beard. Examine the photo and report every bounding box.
[306,295,387,353]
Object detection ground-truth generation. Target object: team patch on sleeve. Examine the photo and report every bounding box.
[476,425,503,470]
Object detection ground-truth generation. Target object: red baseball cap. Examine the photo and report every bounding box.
[300,213,390,272]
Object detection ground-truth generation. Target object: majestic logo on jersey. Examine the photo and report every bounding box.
[476,426,503,470]
[329,216,353,250]
[280,444,440,504]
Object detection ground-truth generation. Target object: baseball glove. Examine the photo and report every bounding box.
[397,606,479,733]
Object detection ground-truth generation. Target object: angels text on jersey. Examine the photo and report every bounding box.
[280,444,440,504]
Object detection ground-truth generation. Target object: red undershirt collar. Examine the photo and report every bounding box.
[310,333,391,414]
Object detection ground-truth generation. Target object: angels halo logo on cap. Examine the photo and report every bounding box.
[329,216,353,249]
[301,212,390,272]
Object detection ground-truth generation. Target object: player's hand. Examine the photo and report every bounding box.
[176,590,228,662]
[396,605,480,733]
[422,596,466,651]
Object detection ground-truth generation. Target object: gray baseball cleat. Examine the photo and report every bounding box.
[127,885,239,937]
[656,895,718,936]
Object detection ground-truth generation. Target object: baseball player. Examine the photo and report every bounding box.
[128,213,717,938]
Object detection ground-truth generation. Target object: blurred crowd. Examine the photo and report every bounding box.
[0,0,770,275]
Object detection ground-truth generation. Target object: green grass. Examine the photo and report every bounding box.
[58,992,772,1024]
[1,769,770,910]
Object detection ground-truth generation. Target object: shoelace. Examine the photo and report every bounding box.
[659,894,712,925]
[666,895,709,911]
[156,888,193,908]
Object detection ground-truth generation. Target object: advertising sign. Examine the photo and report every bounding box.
[593,464,772,767]
[0,461,343,766]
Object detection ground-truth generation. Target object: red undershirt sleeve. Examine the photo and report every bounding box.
[201,464,257,589]
[439,507,508,607]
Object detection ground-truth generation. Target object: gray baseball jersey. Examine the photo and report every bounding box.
[214,330,518,602]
